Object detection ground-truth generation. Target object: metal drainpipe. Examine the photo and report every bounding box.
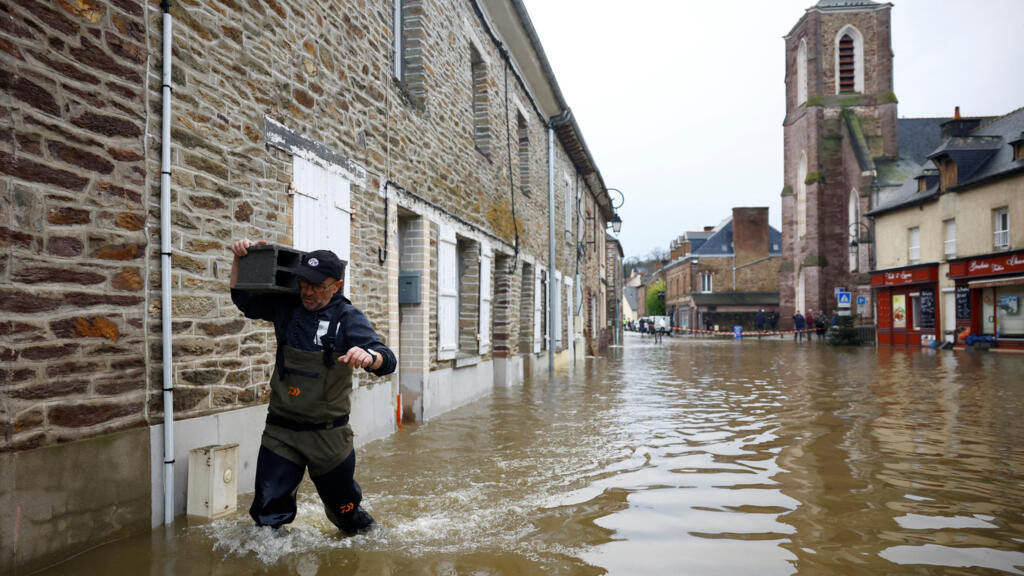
[546,110,571,374]
[547,124,555,374]
[159,0,175,525]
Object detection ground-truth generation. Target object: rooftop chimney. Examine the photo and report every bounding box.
[941,105,982,139]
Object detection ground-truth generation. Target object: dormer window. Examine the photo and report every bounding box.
[917,176,927,192]
[1012,134,1024,161]
[934,155,958,192]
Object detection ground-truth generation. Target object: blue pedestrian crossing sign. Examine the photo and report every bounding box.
[857,296,867,306]
[838,291,852,307]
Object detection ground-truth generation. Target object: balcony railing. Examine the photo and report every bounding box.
[995,229,1010,250]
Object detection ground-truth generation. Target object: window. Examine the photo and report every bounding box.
[796,38,807,106]
[944,219,957,258]
[517,112,530,196]
[700,272,713,293]
[834,26,864,94]
[564,175,572,239]
[910,292,921,330]
[470,44,489,157]
[456,236,481,355]
[994,207,1009,250]
[849,190,859,272]
[797,151,807,237]
[838,35,855,93]
[908,227,920,264]
[394,0,425,105]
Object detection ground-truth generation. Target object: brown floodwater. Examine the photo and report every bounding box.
[38,334,1024,575]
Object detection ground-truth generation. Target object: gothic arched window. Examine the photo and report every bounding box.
[834,26,864,94]
[797,151,807,238]
[797,38,808,105]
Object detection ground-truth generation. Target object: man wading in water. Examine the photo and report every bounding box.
[230,239,396,534]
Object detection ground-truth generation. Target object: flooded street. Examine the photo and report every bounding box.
[42,335,1024,575]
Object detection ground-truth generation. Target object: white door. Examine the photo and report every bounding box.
[292,156,352,298]
[943,290,955,342]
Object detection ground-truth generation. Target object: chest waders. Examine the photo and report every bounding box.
[250,303,373,532]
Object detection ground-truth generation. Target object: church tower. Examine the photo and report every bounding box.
[780,0,896,326]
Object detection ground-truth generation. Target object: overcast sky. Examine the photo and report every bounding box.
[520,0,1024,260]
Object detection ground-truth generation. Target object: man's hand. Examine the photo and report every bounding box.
[338,346,379,370]
[231,238,266,259]
[229,239,266,288]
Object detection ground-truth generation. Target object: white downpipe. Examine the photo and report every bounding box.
[547,125,555,375]
[160,3,175,525]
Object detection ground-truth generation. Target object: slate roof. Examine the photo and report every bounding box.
[869,107,1024,216]
[691,218,783,257]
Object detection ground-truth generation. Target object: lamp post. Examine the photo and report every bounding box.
[848,220,872,272]
[606,188,624,346]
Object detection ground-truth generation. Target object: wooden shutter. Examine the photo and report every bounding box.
[533,270,542,353]
[554,270,562,349]
[437,224,458,360]
[478,241,492,355]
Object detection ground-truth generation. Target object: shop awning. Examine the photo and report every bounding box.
[968,275,1024,289]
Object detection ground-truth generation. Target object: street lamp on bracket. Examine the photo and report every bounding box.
[585,187,625,246]
[849,221,872,271]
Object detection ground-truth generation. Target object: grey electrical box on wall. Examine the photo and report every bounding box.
[398,271,421,304]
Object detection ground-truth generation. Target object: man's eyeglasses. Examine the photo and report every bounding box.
[299,279,338,292]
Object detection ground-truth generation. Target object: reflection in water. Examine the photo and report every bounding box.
[37,336,1024,575]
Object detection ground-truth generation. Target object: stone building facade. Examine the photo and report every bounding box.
[780,0,897,326]
[0,0,615,571]
[663,208,781,332]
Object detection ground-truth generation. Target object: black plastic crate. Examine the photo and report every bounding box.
[234,244,304,294]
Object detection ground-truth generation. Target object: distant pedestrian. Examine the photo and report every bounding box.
[793,311,806,341]
[815,312,826,340]
[755,309,766,333]
[769,311,779,334]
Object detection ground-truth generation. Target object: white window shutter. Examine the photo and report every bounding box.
[292,156,351,298]
[566,275,576,340]
[533,270,542,354]
[554,270,562,349]
[437,224,458,360]
[478,241,492,355]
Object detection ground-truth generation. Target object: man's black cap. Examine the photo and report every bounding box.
[296,250,344,283]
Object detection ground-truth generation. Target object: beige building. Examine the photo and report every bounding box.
[869,107,1024,349]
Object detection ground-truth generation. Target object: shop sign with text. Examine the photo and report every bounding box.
[871,265,938,287]
[949,251,1024,279]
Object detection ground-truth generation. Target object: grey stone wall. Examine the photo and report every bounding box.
[1,0,151,452]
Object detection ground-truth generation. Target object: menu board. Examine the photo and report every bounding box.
[920,289,936,329]
[955,284,971,320]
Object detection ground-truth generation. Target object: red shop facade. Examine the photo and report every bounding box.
[871,263,940,347]
[947,249,1024,351]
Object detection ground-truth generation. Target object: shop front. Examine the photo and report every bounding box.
[871,263,940,347]
[947,249,1024,351]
